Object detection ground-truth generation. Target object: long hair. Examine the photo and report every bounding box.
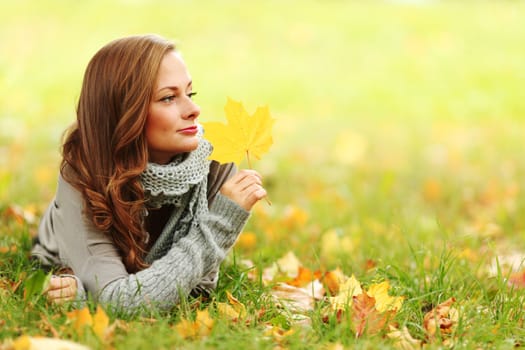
[61,34,174,273]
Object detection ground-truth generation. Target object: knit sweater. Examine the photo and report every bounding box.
[32,161,249,311]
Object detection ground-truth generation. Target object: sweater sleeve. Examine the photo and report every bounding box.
[98,192,249,310]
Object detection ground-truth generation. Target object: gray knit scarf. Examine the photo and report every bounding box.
[140,132,213,261]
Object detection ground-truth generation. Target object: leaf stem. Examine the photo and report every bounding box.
[245,150,271,206]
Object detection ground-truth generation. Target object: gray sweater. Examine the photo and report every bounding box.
[32,162,249,311]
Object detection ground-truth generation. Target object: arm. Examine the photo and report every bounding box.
[98,193,249,310]
[97,169,265,310]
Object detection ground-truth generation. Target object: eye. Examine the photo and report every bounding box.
[159,95,175,103]
[187,92,197,99]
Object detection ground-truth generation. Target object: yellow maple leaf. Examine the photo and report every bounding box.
[202,97,275,166]
[366,281,404,313]
[216,291,247,321]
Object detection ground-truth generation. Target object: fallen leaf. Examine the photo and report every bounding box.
[92,306,110,340]
[366,281,404,313]
[280,205,308,229]
[263,325,295,345]
[66,305,111,342]
[202,97,275,166]
[387,325,421,350]
[322,268,348,296]
[0,245,17,254]
[216,291,247,322]
[423,297,457,341]
[352,293,393,337]
[329,274,362,311]
[10,335,90,350]
[270,282,315,313]
[236,231,257,250]
[286,266,322,288]
[263,251,302,283]
[175,309,214,340]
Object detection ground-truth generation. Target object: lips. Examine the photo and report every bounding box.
[177,125,198,135]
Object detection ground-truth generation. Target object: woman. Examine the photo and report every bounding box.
[32,34,267,310]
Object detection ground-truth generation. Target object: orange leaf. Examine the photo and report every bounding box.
[322,268,347,296]
[286,266,322,288]
[237,231,257,250]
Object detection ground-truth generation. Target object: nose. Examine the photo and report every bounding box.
[183,99,200,120]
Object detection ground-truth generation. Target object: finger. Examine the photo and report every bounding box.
[231,169,262,184]
[46,285,76,300]
[241,184,267,208]
[46,276,76,291]
[44,276,63,292]
[236,174,263,192]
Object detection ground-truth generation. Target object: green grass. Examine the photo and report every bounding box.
[2,0,525,348]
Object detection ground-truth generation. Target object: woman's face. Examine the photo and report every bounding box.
[145,51,201,164]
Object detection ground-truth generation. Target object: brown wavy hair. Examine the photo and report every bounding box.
[61,34,174,273]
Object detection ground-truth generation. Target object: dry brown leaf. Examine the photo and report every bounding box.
[423,297,457,341]
[270,283,315,313]
[352,293,394,337]
[387,325,421,350]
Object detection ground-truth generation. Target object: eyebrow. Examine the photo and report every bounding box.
[157,81,193,93]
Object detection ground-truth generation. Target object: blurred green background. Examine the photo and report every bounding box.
[1,0,524,207]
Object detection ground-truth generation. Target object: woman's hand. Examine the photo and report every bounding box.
[220,169,267,211]
[44,275,78,304]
